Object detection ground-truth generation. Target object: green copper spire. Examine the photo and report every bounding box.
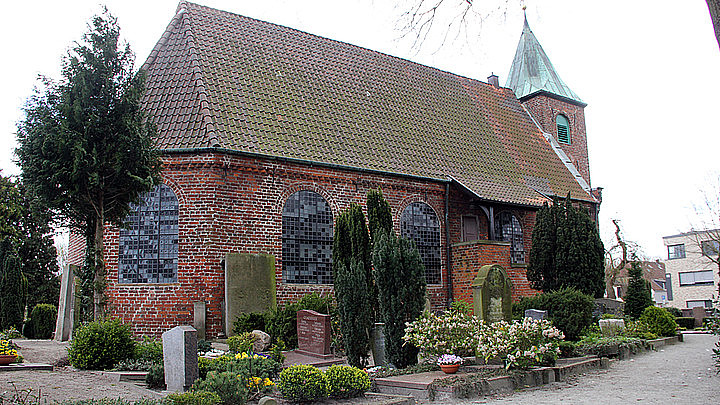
[506,16,584,105]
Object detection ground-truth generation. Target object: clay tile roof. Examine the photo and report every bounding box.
[141,1,597,206]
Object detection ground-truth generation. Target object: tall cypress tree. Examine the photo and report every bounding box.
[15,9,161,319]
[624,261,653,319]
[367,189,393,244]
[0,238,24,332]
[527,194,604,297]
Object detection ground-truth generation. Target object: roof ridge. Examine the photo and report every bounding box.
[140,3,185,72]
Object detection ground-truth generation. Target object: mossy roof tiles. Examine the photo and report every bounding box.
[141,1,596,206]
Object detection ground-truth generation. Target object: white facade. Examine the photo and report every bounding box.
[662,231,719,310]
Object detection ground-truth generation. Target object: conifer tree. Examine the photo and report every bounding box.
[0,238,24,331]
[372,232,427,368]
[334,259,371,367]
[15,9,161,319]
[367,189,393,244]
[624,261,653,319]
[527,194,605,297]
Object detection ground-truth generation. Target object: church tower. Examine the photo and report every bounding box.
[506,16,592,188]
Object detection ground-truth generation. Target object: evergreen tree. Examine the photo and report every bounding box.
[334,259,371,367]
[372,232,427,368]
[527,194,605,297]
[366,189,393,244]
[0,238,24,331]
[624,261,653,319]
[15,9,161,319]
[332,204,373,367]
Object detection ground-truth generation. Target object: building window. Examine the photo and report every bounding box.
[494,212,525,264]
[282,190,333,284]
[686,300,713,309]
[462,215,479,242]
[556,114,570,144]
[401,202,441,284]
[701,240,719,257]
[678,270,714,286]
[119,184,179,284]
[667,244,686,260]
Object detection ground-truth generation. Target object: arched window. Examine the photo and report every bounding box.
[494,212,525,264]
[556,114,570,144]
[400,202,441,284]
[119,184,179,283]
[282,190,333,284]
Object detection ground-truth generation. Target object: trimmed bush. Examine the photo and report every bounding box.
[513,288,594,341]
[23,303,57,339]
[558,340,578,358]
[167,391,221,405]
[277,365,328,402]
[664,307,682,318]
[639,306,678,337]
[192,371,247,405]
[227,332,256,353]
[325,365,371,399]
[135,335,163,363]
[146,362,166,389]
[68,319,135,370]
[232,312,266,335]
[675,317,695,330]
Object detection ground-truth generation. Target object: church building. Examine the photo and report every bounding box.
[69,2,600,338]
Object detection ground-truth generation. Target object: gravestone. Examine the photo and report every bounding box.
[296,309,332,358]
[55,264,78,342]
[524,309,548,320]
[691,306,707,328]
[472,264,512,323]
[193,301,206,340]
[162,326,198,392]
[370,323,387,366]
[224,253,277,336]
[599,319,626,337]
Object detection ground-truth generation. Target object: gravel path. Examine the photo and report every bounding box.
[446,333,720,405]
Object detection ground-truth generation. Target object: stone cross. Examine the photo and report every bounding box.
[162,326,198,392]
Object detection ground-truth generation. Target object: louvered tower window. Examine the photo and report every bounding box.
[119,184,179,284]
[556,114,570,144]
[282,190,334,284]
[400,202,441,284]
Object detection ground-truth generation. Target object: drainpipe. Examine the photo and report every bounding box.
[445,182,453,308]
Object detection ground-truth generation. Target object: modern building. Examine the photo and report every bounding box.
[663,230,719,310]
[69,2,601,337]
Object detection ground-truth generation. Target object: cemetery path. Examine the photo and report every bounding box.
[446,333,720,405]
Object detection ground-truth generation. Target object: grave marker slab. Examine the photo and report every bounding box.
[55,265,78,342]
[296,309,332,358]
[524,309,548,320]
[193,302,206,340]
[599,319,626,337]
[224,253,276,336]
[162,326,198,392]
[472,264,512,323]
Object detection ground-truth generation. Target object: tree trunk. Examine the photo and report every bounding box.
[93,199,105,320]
[708,0,720,50]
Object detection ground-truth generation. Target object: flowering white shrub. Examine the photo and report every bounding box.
[477,318,564,370]
[403,308,481,357]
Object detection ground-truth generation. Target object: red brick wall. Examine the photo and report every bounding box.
[522,95,590,187]
[103,152,451,338]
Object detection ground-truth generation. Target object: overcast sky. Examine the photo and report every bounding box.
[1,0,718,259]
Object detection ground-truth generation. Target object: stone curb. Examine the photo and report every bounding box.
[0,363,53,372]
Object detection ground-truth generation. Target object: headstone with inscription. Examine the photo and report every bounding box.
[472,264,512,323]
[162,326,198,392]
[524,309,548,321]
[296,309,332,358]
[599,319,626,337]
[225,253,277,336]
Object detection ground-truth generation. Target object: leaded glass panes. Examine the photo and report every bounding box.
[119,185,179,283]
[494,212,525,264]
[400,202,441,284]
[282,191,333,284]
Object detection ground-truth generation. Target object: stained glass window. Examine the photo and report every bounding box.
[119,184,179,283]
[282,190,333,284]
[495,212,525,264]
[401,202,441,284]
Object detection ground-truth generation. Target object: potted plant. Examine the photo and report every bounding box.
[437,354,463,374]
[0,339,19,365]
